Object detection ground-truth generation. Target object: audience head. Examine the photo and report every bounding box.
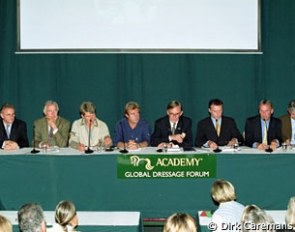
[163,213,197,232]
[43,100,59,120]
[285,196,295,228]
[287,100,295,119]
[0,103,16,125]
[211,179,236,204]
[259,100,273,121]
[124,101,141,125]
[55,200,78,231]
[0,214,12,232]
[79,101,96,123]
[166,100,183,124]
[241,205,275,232]
[17,203,46,232]
[208,99,223,120]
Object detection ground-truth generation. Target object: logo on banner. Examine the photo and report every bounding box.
[130,155,155,170]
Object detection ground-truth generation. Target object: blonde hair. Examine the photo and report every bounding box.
[55,200,76,231]
[79,101,96,115]
[163,213,197,232]
[285,196,295,227]
[241,205,275,232]
[211,179,236,203]
[124,101,140,115]
[0,215,12,232]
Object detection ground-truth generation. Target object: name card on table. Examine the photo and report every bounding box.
[117,154,216,179]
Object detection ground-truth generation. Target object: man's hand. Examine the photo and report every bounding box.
[257,143,269,150]
[169,134,184,143]
[3,140,19,150]
[104,136,112,147]
[208,140,218,150]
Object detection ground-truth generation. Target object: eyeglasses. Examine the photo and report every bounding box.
[168,112,181,117]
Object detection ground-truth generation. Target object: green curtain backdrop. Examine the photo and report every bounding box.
[1,0,295,142]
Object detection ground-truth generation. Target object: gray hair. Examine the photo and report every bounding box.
[43,100,59,114]
[18,203,45,232]
[166,100,183,111]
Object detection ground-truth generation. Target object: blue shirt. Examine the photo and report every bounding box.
[113,118,151,145]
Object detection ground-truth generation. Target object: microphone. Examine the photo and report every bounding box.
[31,125,40,154]
[264,119,273,153]
[85,119,94,154]
[119,121,128,154]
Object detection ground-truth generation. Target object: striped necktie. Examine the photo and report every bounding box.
[262,120,268,145]
[171,123,176,135]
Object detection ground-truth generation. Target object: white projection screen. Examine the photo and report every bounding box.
[17,0,261,53]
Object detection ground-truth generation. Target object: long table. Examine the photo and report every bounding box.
[0,147,294,220]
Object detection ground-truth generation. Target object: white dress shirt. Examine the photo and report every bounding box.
[211,201,244,232]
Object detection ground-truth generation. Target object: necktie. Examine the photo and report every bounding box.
[215,119,220,137]
[6,124,10,139]
[262,120,268,145]
[48,127,54,137]
[171,123,176,135]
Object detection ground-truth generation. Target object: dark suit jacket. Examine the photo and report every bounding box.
[151,115,193,148]
[280,114,292,142]
[195,116,243,147]
[0,118,29,148]
[244,115,282,147]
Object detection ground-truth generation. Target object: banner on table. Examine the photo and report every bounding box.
[117,154,216,179]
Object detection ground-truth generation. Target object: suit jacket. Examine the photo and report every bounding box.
[195,116,243,147]
[0,118,29,148]
[151,115,193,148]
[34,116,70,147]
[280,114,292,142]
[244,115,282,147]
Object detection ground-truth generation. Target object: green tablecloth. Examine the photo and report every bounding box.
[0,153,294,219]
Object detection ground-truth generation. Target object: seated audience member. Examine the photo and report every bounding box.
[285,196,295,230]
[0,214,12,232]
[195,99,243,149]
[245,99,282,151]
[47,200,78,232]
[114,101,151,150]
[241,205,275,232]
[211,179,244,232]
[163,213,197,232]
[0,103,29,150]
[69,101,112,151]
[280,100,295,145]
[34,100,70,148]
[151,100,193,148]
[18,203,47,232]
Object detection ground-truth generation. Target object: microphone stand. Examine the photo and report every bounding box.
[119,121,128,154]
[85,119,94,154]
[31,125,40,154]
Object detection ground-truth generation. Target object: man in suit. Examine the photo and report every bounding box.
[151,100,193,148]
[34,100,70,148]
[245,99,282,150]
[195,99,242,149]
[280,99,295,144]
[0,103,29,150]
